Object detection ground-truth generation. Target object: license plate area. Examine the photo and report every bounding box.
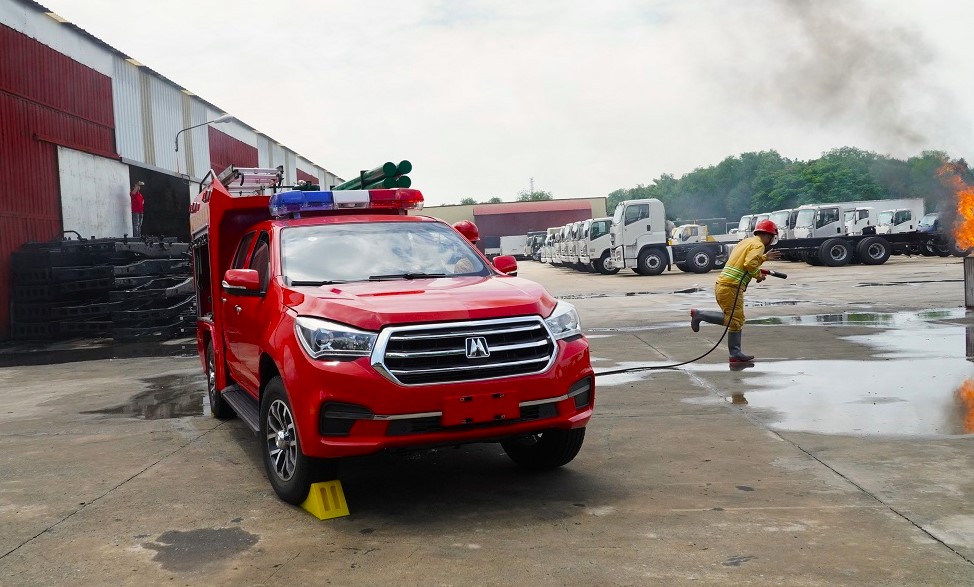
[441,392,519,427]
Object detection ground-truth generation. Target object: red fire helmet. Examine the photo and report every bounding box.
[453,219,480,243]
[753,219,779,237]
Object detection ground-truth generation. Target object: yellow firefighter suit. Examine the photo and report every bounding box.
[715,236,768,332]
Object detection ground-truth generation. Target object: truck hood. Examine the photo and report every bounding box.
[283,276,558,331]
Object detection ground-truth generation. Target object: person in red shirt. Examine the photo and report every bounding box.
[130,181,145,238]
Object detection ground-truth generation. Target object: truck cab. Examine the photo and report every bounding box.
[580,217,617,274]
[877,208,919,234]
[190,167,594,504]
[793,204,848,239]
[844,207,877,236]
[575,219,592,270]
[768,209,794,240]
[611,199,726,275]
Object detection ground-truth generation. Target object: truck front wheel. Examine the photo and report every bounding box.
[636,249,667,276]
[260,377,338,505]
[501,428,586,469]
[595,253,620,275]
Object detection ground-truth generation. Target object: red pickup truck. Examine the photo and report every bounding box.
[190,167,594,504]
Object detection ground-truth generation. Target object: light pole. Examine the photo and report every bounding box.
[174,113,235,176]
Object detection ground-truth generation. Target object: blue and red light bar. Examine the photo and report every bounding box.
[269,188,424,217]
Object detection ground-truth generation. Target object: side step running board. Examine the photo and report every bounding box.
[221,385,260,433]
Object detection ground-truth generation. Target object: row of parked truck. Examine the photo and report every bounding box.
[533,196,967,276]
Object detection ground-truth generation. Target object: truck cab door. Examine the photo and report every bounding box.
[223,231,271,393]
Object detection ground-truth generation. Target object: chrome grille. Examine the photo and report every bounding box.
[372,317,556,385]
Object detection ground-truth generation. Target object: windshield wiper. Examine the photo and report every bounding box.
[368,272,448,281]
[289,279,349,286]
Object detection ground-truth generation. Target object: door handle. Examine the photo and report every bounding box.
[235,305,242,314]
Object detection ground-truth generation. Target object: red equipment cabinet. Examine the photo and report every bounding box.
[190,167,594,504]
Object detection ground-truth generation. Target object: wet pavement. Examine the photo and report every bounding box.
[2,255,974,585]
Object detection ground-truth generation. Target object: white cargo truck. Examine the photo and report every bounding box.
[610,199,728,275]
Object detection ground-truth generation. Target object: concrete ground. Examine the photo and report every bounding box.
[1,254,973,585]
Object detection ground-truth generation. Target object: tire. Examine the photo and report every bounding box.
[951,241,972,257]
[260,377,338,505]
[206,342,234,420]
[636,248,667,276]
[595,253,619,275]
[805,253,823,266]
[501,428,586,470]
[819,239,852,267]
[919,242,936,256]
[675,261,690,272]
[685,246,713,273]
[856,237,891,265]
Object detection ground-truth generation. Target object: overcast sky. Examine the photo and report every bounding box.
[41,0,974,206]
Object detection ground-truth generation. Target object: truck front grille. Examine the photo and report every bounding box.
[372,317,556,386]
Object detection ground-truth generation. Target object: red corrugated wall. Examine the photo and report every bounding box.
[0,24,116,338]
[296,168,317,184]
[208,127,258,175]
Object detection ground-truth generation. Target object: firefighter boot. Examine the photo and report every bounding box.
[690,309,726,333]
[728,331,754,363]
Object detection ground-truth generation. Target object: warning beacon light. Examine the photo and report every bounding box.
[269,188,424,217]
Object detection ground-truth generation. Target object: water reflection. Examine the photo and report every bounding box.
[689,324,974,437]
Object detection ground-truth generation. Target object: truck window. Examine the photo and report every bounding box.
[590,221,607,240]
[625,204,648,225]
[817,207,839,228]
[232,232,256,269]
[249,232,271,292]
[894,210,911,224]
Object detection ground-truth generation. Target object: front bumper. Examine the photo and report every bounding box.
[280,335,594,458]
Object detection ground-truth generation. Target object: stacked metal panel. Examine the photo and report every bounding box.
[9,236,195,342]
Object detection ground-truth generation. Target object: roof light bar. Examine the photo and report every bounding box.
[269,189,424,218]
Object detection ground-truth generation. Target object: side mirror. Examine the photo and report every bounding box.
[223,268,261,294]
[493,255,518,276]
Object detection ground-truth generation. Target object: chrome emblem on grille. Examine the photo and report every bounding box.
[465,336,490,358]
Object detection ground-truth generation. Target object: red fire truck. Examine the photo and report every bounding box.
[189,167,595,504]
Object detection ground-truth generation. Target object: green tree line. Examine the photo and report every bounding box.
[606,147,969,224]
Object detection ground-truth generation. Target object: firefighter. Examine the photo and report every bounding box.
[689,219,781,362]
[453,219,479,244]
[451,220,480,273]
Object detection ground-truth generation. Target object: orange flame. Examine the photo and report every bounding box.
[955,379,974,434]
[939,164,974,249]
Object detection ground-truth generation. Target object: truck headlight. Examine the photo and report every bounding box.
[545,301,582,340]
[294,316,377,358]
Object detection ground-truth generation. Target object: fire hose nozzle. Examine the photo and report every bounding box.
[761,269,788,279]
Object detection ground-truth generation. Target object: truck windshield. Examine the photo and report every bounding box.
[794,209,815,229]
[878,211,893,225]
[919,213,938,228]
[281,222,488,285]
[769,211,789,228]
[612,204,624,225]
[737,216,752,232]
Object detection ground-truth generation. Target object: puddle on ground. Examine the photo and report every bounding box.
[687,319,974,437]
[84,373,206,420]
[747,308,965,327]
[143,527,259,572]
[857,279,963,287]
